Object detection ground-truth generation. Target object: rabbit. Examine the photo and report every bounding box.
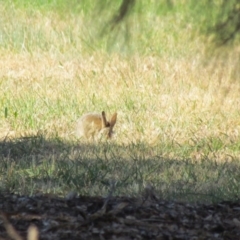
[76,111,117,140]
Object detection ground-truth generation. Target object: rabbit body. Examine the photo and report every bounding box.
[76,111,117,140]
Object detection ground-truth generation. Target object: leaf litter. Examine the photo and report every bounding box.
[0,187,239,240]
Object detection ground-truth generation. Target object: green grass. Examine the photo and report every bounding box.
[0,0,240,203]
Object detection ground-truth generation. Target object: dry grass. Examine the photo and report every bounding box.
[1,49,239,161]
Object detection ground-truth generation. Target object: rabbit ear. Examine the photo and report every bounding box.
[101,111,108,127]
[110,113,117,127]
[107,113,117,138]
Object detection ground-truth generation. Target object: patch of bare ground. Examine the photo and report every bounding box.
[0,189,239,240]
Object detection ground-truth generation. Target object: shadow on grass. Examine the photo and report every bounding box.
[0,134,239,203]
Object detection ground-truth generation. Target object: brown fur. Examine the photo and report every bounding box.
[76,111,117,140]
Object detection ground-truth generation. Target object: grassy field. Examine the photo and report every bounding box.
[0,0,240,202]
